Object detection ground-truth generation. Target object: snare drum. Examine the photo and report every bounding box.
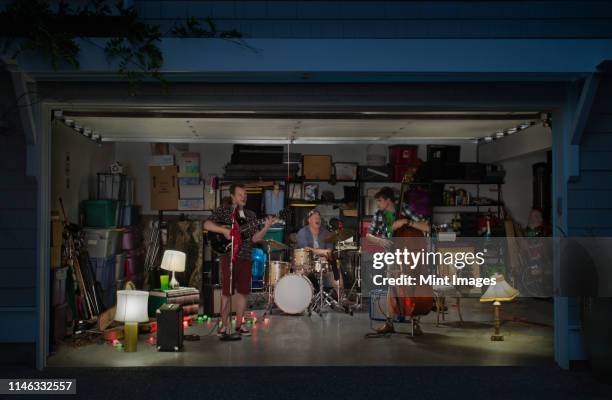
[267,261,290,286]
[293,248,313,267]
[274,274,314,314]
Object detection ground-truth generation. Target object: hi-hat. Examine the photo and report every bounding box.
[257,239,288,250]
[322,229,355,243]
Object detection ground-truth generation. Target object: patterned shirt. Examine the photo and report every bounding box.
[368,204,425,238]
[208,206,260,260]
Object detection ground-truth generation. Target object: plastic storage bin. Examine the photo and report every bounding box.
[52,267,68,306]
[122,205,140,226]
[124,249,144,281]
[121,227,140,251]
[263,228,285,252]
[90,256,116,290]
[83,200,117,228]
[264,227,284,242]
[101,280,122,309]
[115,252,125,281]
[84,228,122,258]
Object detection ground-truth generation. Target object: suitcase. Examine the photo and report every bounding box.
[462,163,486,181]
[389,145,418,165]
[231,144,284,164]
[427,145,460,164]
[156,303,184,352]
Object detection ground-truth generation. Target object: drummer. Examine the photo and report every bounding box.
[296,209,340,282]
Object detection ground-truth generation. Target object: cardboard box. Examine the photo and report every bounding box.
[178,177,200,185]
[179,152,200,166]
[178,152,200,175]
[51,219,62,247]
[178,199,205,211]
[149,155,175,166]
[51,245,61,269]
[150,166,179,210]
[178,171,200,178]
[303,155,332,180]
[179,182,204,199]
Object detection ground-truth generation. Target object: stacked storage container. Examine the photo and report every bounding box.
[84,228,123,309]
[122,225,144,287]
[177,152,204,211]
[82,170,140,309]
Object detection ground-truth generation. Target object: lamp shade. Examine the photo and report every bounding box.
[114,290,149,323]
[480,273,519,302]
[160,250,186,273]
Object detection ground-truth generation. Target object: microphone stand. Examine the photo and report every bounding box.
[221,214,241,341]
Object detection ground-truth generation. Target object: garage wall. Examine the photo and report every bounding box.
[114,141,477,215]
[51,124,115,222]
[500,151,548,227]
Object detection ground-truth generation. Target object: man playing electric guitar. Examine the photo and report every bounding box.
[204,183,275,340]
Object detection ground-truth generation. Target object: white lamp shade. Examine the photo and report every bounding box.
[160,250,186,273]
[480,273,519,302]
[114,290,149,323]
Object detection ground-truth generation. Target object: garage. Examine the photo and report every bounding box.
[44,95,555,367]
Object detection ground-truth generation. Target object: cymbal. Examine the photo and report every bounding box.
[322,229,355,243]
[257,239,288,250]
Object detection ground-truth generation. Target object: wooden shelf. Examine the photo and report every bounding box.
[146,210,213,216]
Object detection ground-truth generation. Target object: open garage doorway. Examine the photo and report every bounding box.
[44,99,555,367]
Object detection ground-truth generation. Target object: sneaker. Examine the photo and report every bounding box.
[217,326,227,337]
[375,321,395,334]
[237,325,252,336]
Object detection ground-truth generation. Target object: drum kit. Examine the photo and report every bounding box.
[258,229,362,317]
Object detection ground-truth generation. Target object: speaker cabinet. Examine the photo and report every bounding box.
[156,303,183,352]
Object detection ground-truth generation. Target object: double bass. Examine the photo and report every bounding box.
[387,224,434,318]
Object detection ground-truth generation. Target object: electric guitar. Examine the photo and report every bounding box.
[207,209,290,255]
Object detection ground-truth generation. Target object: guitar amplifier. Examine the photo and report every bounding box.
[156,303,183,352]
[368,289,407,323]
[201,284,239,316]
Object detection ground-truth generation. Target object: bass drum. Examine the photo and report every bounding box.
[274,274,313,315]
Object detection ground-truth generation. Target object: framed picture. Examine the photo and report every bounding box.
[289,183,303,200]
[303,184,319,201]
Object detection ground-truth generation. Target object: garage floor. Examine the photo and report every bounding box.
[47,298,553,367]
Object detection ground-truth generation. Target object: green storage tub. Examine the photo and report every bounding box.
[264,227,285,252]
[83,200,117,228]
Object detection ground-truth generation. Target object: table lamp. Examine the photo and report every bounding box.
[161,250,186,289]
[114,290,149,352]
[480,273,519,341]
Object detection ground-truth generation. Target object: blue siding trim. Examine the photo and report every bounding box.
[562,76,612,367]
[16,38,612,81]
[133,1,612,39]
[571,74,600,145]
[0,229,36,249]
[0,309,37,342]
[0,288,36,308]
[568,189,612,208]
